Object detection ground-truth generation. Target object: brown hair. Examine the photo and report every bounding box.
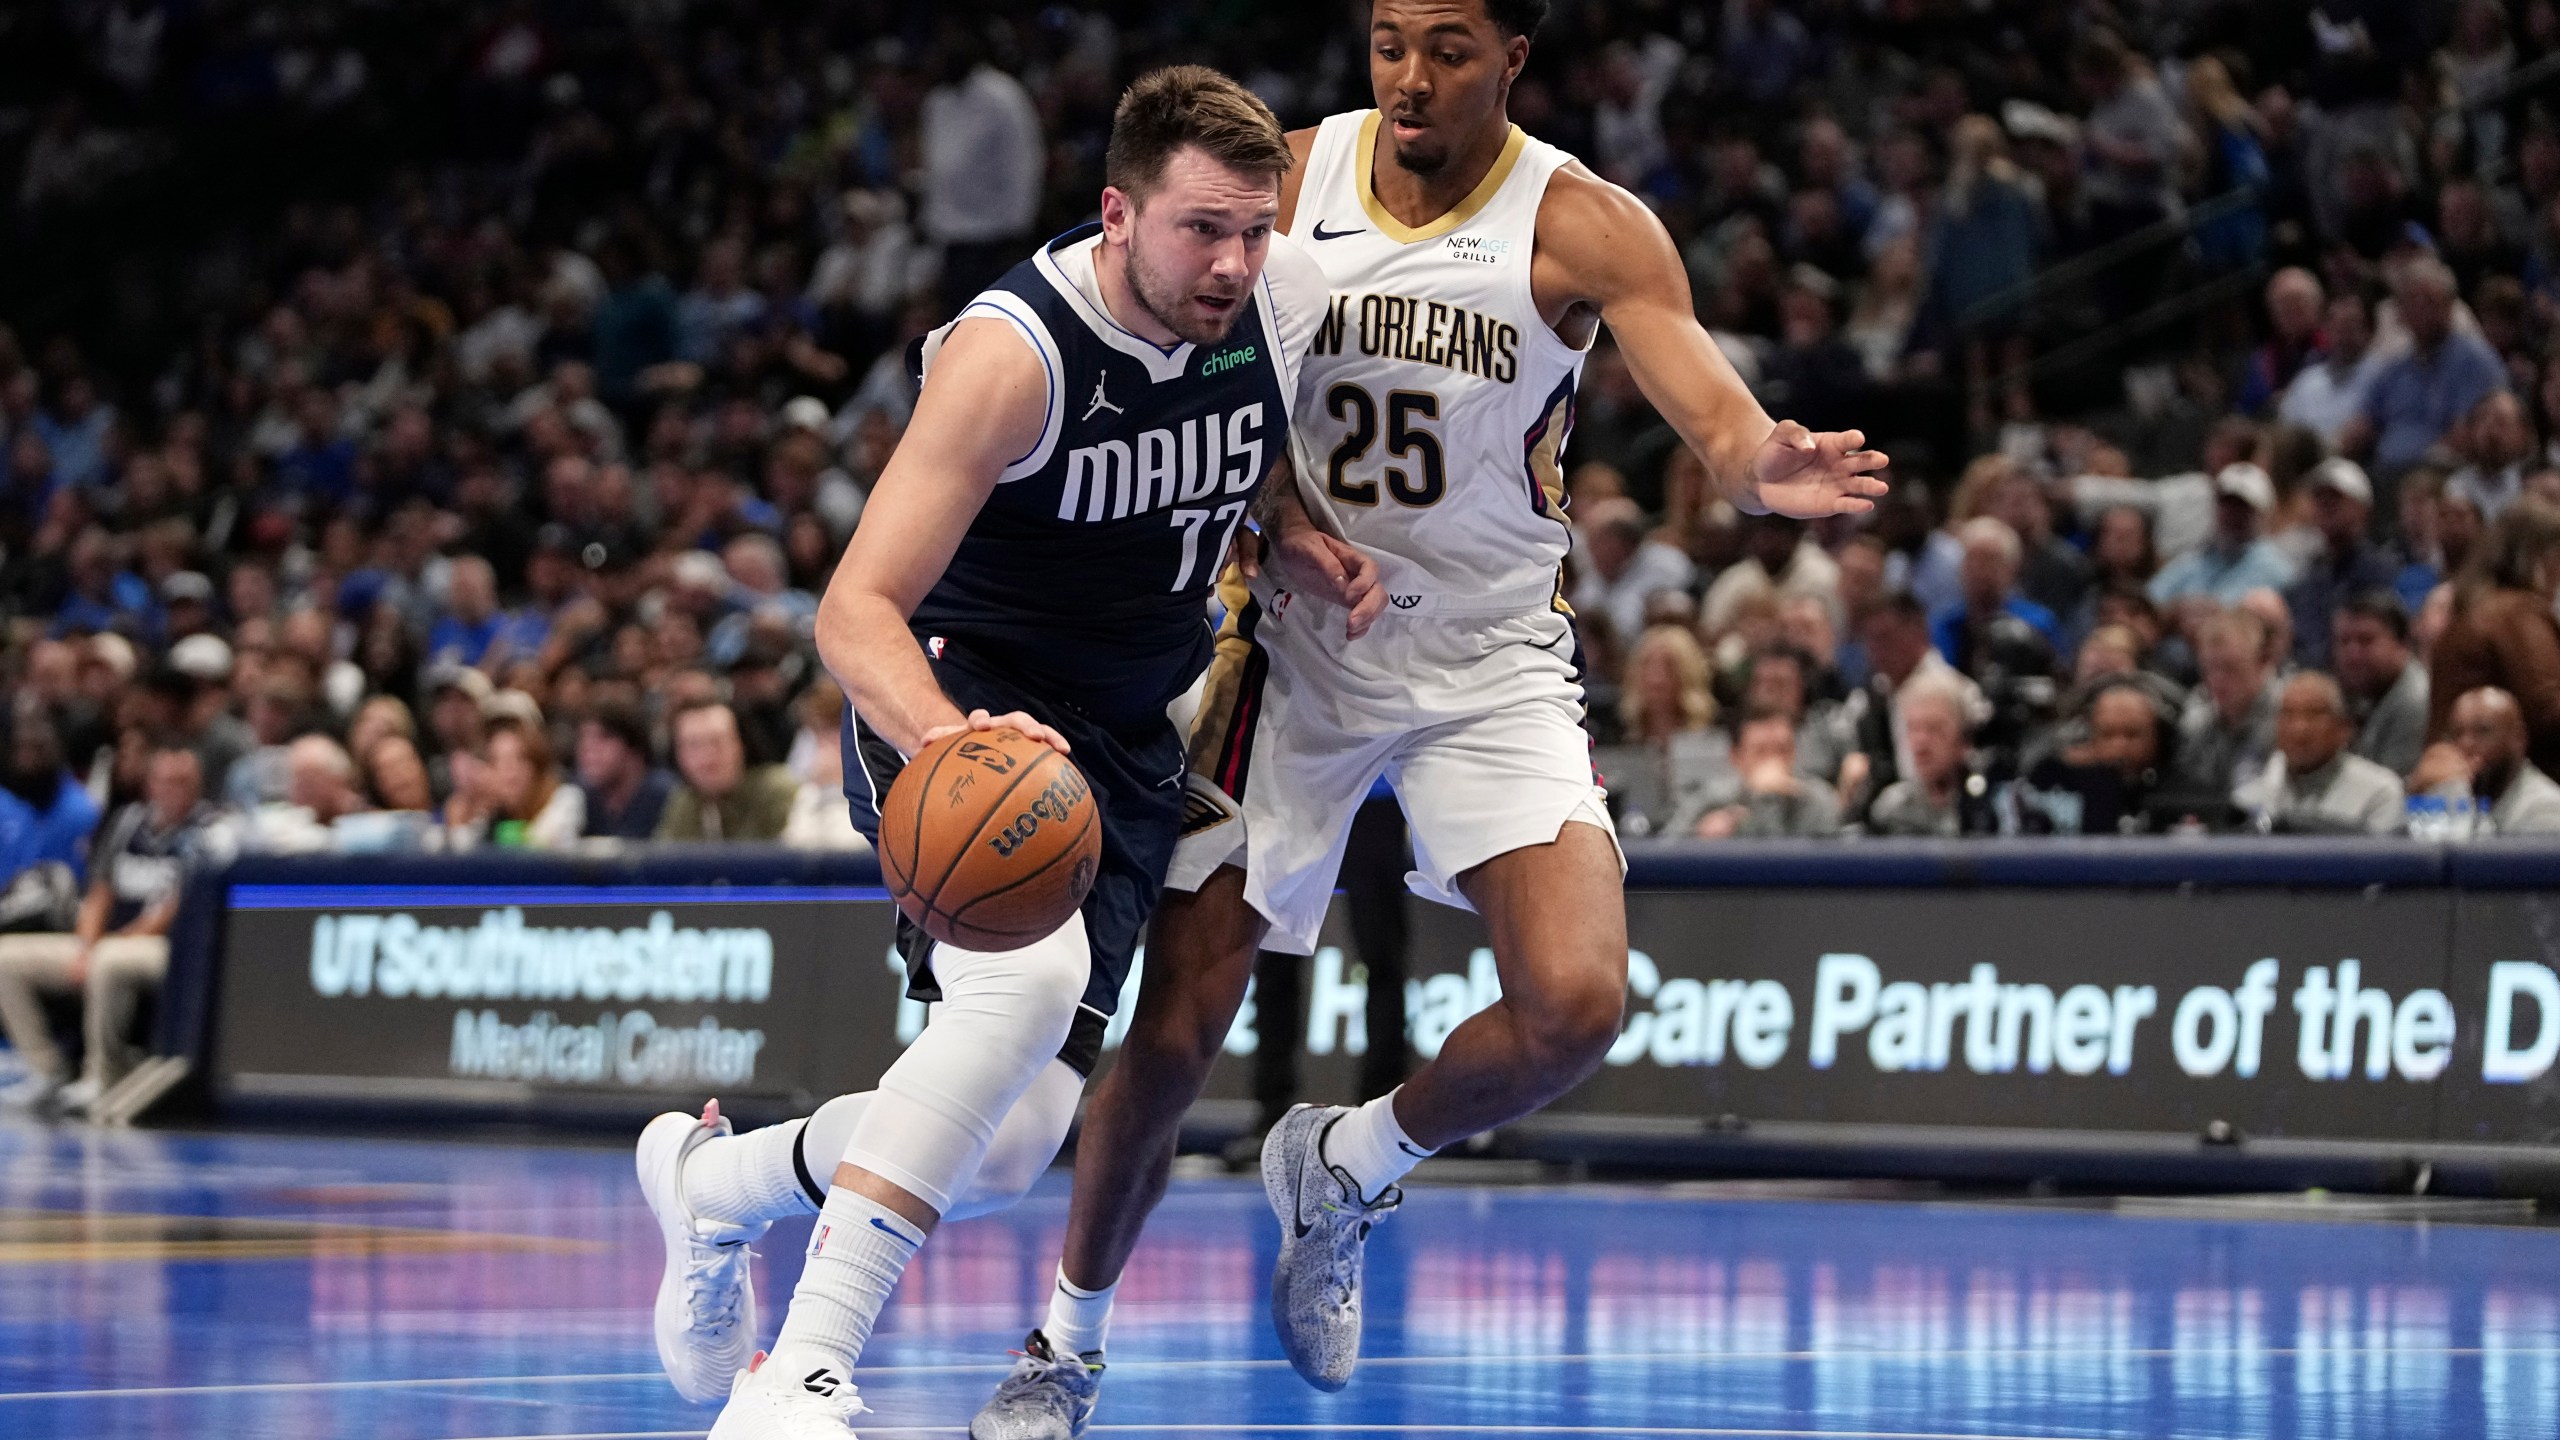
[484,715,561,823]
[2457,496,2560,612]
[1105,65,1291,203]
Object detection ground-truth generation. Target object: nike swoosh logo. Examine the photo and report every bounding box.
[869,1216,918,1248]
[1310,221,1365,241]
[1396,1141,1431,1158]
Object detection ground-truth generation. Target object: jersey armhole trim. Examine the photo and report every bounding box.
[952,293,1066,482]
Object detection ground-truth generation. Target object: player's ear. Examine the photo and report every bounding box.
[1504,34,1529,87]
[1099,185,1138,245]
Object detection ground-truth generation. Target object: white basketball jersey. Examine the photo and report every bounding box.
[1283,110,1590,615]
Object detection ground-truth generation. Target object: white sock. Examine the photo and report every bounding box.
[1042,1267,1118,1358]
[682,1119,817,1226]
[1320,1088,1433,1204]
[766,1186,925,1377]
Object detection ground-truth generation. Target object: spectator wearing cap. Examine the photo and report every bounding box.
[2333,591,2430,775]
[2446,390,2535,522]
[161,636,251,794]
[655,698,796,843]
[2440,686,2560,834]
[159,571,215,639]
[2278,290,2386,449]
[1570,497,1696,655]
[2344,258,2507,479]
[2147,463,2298,615]
[2282,459,2401,669]
[2236,672,2405,835]
[2175,608,2281,793]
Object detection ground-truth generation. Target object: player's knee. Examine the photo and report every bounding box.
[1518,970,1626,1078]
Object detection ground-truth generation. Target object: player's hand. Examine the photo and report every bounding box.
[1748,421,1890,519]
[1253,525,1388,639]
[919,708,1072,757]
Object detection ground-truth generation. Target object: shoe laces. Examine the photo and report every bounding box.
[1316,1167,1398,1309]
[681,1234,751,1335]
[993,1332,1097,1409]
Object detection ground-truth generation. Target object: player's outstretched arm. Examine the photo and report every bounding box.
[816,317,1071,757]
[1538,167,1888,519]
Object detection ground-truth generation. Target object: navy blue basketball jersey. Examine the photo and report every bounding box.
[908,224,1324,731]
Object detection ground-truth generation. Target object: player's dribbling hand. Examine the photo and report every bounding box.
[919,708,1072,757]
[1247,525,1389,639]
[1748,421,1891,518]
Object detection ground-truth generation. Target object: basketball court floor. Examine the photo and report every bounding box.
[3,1114,2557,1439]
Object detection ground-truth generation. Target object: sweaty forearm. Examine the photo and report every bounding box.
[815,588,968,757]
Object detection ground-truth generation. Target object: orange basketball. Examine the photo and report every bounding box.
[878,727,1102,950]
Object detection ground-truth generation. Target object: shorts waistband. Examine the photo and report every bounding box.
[1251,575,1561,620]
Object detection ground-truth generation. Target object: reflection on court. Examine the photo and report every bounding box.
[1,1117,2554,1438]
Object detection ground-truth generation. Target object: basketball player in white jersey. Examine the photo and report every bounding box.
[967,2,1886,1434]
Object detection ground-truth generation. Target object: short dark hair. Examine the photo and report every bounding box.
[1858,591,1929,629]
[1481,0,1550,38]
[2339,589,2411,642]
[585,698,653,759]
[1105,66,1291,203]
[669,697,736,735]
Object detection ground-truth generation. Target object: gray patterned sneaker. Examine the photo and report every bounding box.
[1260,1103,1400,1392]
[969,1330,1102,1439]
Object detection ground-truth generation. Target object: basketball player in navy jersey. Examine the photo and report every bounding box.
[626,67,1348,1437]
[970,1,1888,1434]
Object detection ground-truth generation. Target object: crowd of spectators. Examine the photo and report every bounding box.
[1,0,2558,974]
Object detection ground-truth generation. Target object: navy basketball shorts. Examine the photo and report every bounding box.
[840,639,1185,1076]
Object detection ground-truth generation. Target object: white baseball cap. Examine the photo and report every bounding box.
[2214,462,2276,514]
[2306,457,2374,505]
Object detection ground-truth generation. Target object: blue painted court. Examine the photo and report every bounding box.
[3,1115,2557,1439]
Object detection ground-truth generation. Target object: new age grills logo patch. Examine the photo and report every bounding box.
[1445,234,1512,265]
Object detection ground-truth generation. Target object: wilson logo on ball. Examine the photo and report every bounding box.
[987,769,1091,858]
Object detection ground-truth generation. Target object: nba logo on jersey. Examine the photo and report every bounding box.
[926,637,947,659]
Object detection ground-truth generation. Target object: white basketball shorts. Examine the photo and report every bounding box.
[1167,573,1620,955]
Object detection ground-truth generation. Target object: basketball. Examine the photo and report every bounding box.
[877,727,1102,950]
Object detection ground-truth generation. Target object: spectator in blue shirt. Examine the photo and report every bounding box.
[31,374,113,494]
[1933,516,2063,666]
[2149,462,2299,615]
[0,715,101,883]
[2344,257,2507,478]
[271,389,358,501]
[425,554,504,668]
[51,526,156,639]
